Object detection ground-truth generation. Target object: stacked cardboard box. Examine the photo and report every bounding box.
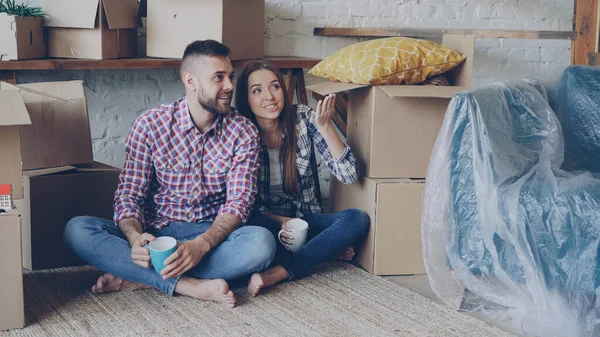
[0,80,120,330]
[139,0,264,60]
[0,83,31,330]
[42,0,141,59]
[311,35,475,276]
[0,210,24,330]
[0,13,47,61]
[0,81,121,270]
[3,0,267,61]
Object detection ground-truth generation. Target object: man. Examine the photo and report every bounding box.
[64,40,276,308]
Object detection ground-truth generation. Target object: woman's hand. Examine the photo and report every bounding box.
[315,93,336,131]
[279,218,295,246]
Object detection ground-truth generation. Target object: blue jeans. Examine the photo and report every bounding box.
[63,216,276,295]
[247,208,370,280]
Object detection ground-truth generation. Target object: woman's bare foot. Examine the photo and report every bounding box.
[247,265,289,297]
[175,277,236,308]
[91,273,150,294]
[336,246,355,261]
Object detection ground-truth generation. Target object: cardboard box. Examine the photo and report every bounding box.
[330,176,426,275]
[0,209,24,330]
[0,13,47,61]
[43,0,140,59]
[309,35,474,179]
[141,0,264,60]
[14,162,120,270]
[17,81,93,171]
[0,82,32,199]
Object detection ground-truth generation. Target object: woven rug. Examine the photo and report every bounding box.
[1,262,514,337]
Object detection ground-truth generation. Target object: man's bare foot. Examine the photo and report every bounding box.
[247,265,289,297]
[336,246,355,261]
[175,277,236,308]
[91,273,150,294]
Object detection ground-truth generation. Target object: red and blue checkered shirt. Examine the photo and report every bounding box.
[256,104,359,218]
[113,97,260,230]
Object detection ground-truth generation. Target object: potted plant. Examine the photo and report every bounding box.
[0,0,46,17]
[0,0,47,60]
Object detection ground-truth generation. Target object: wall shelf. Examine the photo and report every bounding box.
[314,27,577,40]
[0,57,321,71]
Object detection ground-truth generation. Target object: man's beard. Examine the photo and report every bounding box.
[197,86,230,115]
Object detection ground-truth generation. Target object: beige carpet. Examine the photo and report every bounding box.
[1,262,514,337]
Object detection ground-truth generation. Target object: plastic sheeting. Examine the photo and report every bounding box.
[422,66,600,337]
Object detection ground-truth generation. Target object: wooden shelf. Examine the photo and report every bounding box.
[590,52,600,65]
[314,27,577,40]
[572,0,599,65]
[0,57,321,71]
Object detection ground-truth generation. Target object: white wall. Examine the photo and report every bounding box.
[16,0,573,197]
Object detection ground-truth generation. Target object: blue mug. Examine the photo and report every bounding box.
[146,236,177,274]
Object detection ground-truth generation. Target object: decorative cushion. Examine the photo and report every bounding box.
[309,37,466,85]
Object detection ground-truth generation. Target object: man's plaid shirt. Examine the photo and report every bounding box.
[113,97,260,229]
[256,104,359,218]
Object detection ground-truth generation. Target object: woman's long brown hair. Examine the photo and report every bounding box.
[235,61,299,195]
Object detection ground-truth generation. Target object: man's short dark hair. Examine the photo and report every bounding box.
[180,40,230,75]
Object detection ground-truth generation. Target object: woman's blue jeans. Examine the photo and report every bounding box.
[247,208,370,280]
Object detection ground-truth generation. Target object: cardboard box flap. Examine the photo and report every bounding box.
[17,81,85,102]
[0,14,17,61]
[0,81,19,90]
[23,166,76,178]
[441,34,475,87]
[378,85,467,99]
[16,80,93,171]
[375,178,426,184]
[306,81,369,96]
[102,0,141,29]
[43,0,99,29]
[74,161,121,172]
[0,89,31,127]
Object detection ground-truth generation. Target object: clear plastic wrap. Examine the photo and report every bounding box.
[422,66,600,337]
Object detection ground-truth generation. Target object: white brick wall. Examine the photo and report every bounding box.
[17,0,574,197]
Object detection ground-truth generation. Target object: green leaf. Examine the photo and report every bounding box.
[0,0,47,18]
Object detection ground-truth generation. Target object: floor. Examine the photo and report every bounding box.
[383,275,533,337]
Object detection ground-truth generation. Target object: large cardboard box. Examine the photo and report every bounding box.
[0,209,24,330]
[0,82,32,199]
[0,13,47,61]
[14,162,120,270]
[17,81,93,171]
[330,176,426,276]
[309,35,474,179]
[43,0,140,59]
[141,0,264,60]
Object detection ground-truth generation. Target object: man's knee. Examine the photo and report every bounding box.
[63,216,103,250]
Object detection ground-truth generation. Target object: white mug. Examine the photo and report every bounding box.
[278,219,309,253]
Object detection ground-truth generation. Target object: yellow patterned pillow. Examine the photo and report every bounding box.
[309,37,466,85]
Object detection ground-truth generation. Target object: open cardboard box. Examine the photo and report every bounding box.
[43,0,140,59]
[140,0,264,60]
[0,82,32,199]
[308,34,475,179]
[14,162,121,270]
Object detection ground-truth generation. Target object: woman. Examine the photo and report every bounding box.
[235,61,370,296]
